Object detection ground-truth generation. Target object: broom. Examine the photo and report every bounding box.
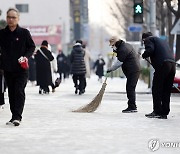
[72,77,108,113]
[72,54,115,113]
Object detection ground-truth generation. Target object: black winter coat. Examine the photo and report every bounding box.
[0,25,35,72]
[142,36,175,70]
[94,58,105,77]
[35,47,54,86]
[70,46,86,75]
[114,40,140,76]
[57,53,67,73]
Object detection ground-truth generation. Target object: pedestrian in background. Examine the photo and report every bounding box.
[35,40,54,94]
[142,32,176,119]
[57,50,67,81]
[0,8,35,126]
[107,36,140,113]
[48,44,58,92]
[70,42,86,95]
[93,54,105,83]
[28,54,36,86]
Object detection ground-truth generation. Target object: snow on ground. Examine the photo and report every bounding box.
[0,75,180,154]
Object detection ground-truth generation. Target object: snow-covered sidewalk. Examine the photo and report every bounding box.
[0,75,180,154]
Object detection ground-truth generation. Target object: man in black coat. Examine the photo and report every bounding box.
[107,37,141,113]
[70,42,86,95]
[142,32,176,119]
[0,8,35,126]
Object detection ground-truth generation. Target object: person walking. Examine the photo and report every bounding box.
[70,42,86,95]
[142,32,176,119]
[0,8,35,126]
[35,40,54,94]
[57,50,67,81]
[93,54,105,83]
[107,36,141,113]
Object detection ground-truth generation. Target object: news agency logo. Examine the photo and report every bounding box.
[148,139,180,152]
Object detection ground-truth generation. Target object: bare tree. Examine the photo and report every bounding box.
[165,0,180,61]
[106,0,135,40]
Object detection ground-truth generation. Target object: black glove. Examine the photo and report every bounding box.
[107,69,112,73]
[142,53,146,59]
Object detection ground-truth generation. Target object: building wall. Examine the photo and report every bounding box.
[0,0,70,49]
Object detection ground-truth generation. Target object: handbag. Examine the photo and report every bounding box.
[55,77,61,87]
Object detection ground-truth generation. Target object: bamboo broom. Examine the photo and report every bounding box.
[72,53,115,113]
[72,77,108,112]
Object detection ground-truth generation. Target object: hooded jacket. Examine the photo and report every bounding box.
[70,45,86,74]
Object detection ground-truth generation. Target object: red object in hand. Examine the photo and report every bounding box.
[18,57,29,69]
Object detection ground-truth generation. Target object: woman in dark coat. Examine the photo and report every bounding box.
[35,40,54,94]
[70,42,86,95]
[93,54,105,82]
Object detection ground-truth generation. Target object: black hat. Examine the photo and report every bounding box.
[41,40,48,47]
[76,40,83,45]
[142,32,153,40]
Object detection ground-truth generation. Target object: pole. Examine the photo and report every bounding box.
[149,0,156,89]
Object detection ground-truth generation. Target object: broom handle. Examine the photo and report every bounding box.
[104,53,115,84]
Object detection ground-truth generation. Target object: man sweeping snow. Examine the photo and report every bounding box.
[107,37,141,113]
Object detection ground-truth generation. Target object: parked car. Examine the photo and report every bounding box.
[172,61,180,93]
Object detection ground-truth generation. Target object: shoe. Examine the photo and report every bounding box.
[158,115,167,119]
[75,88,78,94]
[52,88,55,93]
[6,119,14,125]
[12,120,21,126]
[122,107,137,113]
[0,105,4,110]
[39,88,42,94]
[6,119,21,126]
[145,111,161,118]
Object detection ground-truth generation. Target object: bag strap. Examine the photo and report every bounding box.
[39,49,49,61]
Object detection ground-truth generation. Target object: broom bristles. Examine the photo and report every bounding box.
[72,81,107,113]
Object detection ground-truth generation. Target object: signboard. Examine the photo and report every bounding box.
[128,25,142,32]
[171,19,180,34]
[23,25,61,45]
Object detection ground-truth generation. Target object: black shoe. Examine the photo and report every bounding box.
[122,107,137,113]
[145,111,161,118]
[75,88,78,94]
[12,120,21,126]
[39,88,42,94]
[158,115,167,119]
[79,91,83,95]
[6,119,14,125]
[6,119,21,126]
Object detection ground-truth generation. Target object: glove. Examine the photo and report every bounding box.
[142,53,146,59]
[107,68,112,73]
[18,56,29,69]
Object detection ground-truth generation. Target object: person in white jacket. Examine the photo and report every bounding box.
[48,44,58,92]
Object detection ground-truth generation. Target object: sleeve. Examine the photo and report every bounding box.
[142,38,155,59]
[108,60,123,72]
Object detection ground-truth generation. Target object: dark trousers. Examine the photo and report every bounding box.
[4,71,28,121]
[72,74,86,91]
[152,61,176,115]
[0,93,5,105]
[126,71,140,108]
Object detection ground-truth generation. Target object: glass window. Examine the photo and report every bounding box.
[15,4,29,13]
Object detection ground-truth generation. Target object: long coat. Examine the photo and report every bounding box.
[35,47,54,87]
[94,58,105,77]
[70,45,86,75]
